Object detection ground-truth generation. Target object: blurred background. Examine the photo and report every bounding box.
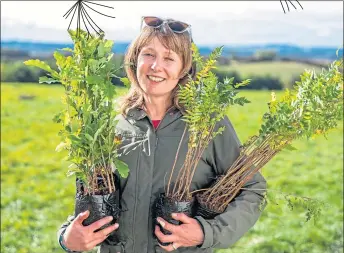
[1,1,343,253]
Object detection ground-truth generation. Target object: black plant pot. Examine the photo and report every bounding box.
[74,176,121,233]
[152,193,195,246]
[195,195,222,219]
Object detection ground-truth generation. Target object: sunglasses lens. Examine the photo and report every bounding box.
[168,21,189,32]
[143,17,163,27]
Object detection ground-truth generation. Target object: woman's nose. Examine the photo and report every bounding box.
[151,58,163,72]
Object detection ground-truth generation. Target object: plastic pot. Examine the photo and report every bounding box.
[195,195,222,219]
[152,193,195,246]
[74,176,121,232]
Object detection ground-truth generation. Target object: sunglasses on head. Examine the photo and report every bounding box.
[141,16,192,37]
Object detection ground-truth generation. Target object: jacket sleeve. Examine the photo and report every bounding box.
[57,215,80,252]
[195,116,267,249]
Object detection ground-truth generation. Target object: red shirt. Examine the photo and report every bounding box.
[152,120,161,129]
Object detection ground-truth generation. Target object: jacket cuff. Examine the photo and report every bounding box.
[58,228,80,253]
[194,216,214,249]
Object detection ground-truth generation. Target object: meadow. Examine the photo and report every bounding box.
[1,82,343,253]
[218,61,323,88]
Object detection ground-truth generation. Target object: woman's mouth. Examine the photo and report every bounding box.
[147,75,165,83]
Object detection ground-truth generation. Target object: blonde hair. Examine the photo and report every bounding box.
[120,24,196,116]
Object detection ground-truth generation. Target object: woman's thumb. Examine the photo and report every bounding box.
[76,210,90,224]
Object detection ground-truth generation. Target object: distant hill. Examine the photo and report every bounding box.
[1,40,342,61]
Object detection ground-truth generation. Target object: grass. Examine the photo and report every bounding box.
[218,61,323,87]
[1,83,343,253]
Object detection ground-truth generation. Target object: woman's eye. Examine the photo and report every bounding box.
[165,57,174,61]
[144,53,154,57]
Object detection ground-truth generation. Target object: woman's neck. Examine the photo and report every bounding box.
[143,95,172,120]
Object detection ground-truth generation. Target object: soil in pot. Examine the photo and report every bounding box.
[74,175,121,232]
[152,193,195,246]
[195,194,222,219]
[194,175,226,219]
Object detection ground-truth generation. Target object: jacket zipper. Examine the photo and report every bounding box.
[132,107,174,252]
[132,149,141,253]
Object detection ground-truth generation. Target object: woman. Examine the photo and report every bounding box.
[57,16,267,253]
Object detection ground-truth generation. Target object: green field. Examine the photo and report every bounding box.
[1,83,343,253]
[219,61,323,87]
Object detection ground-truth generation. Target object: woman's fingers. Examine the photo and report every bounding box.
[87,216,114,232]
[74,210,90,226]
[93,223,119,238]
[85,223,119,250]
[158,242,180,252]
[156,217,179,233]
[154,225,177,244]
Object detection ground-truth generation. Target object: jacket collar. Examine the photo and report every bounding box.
[126,106,181,121]
[126,107,147,121]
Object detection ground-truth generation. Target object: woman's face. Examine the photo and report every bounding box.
[136,37,183,99]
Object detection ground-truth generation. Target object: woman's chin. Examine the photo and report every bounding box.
[145,90,173,98]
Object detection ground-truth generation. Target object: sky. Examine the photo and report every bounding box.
[1,1,343,47]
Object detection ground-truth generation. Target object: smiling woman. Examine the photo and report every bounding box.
[57,16,266,253]
[136,38,184,101]
[121,19,194,120]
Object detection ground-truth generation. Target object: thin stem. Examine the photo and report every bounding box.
[166,124,187,195]
[110,170,116,192]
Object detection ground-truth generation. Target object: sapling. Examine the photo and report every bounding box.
[24,29,130,227]
[152,44,251,244]
[196,55,343,220]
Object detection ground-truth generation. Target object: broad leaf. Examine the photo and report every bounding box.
[86,75,103,84]
[114,159,129,178]
[120,77,131,88]
[24,59,59,79]
[39,76,59,84]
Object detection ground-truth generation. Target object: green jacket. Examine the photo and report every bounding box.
[58,107,267,253]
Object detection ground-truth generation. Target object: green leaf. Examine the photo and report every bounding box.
[69,134,81,142]
[104,40,114,49]
[234,79,251,88]
[66,166,83,177]
[120,77,131,88]
[283,144,297,151]
[52,112,63,123]
[53,51,67,69]
[104,81,116,99]
[92,122,107,146]
[59,47,74,53]
[39,76,59,84]
[55,142,68,152]
[23,59,59,79]
[85,134,93,142]
[114,159,129,178]
[97,43,105,58]
[86,75,103,84]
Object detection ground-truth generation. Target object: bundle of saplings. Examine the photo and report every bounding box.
[24,29,129,230]
[152,44,251,244]
[195,54,343,219]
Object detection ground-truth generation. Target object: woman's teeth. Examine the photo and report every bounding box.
[148,75,165,82]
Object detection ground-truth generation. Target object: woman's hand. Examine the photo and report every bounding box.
[63,210,119,251]
[155,213,204,252]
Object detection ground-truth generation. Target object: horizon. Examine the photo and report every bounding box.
[1,39,342,50]
[1,1,343,48]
